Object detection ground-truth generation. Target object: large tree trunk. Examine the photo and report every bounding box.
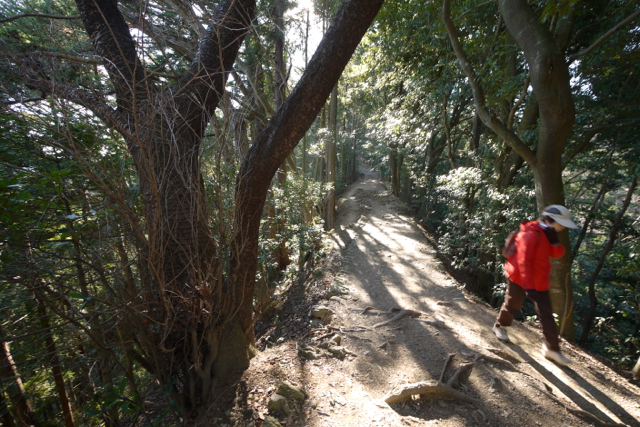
[499,0,576,339]
[229,0,385,347]
[60,0,385,412]
[325,84,338,230]
[75,0,256,409]
[443,0,577,339]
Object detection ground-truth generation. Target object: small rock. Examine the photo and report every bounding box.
[328,334,342,346]
[267,394,291,414]
[298,346,321,360]
[309,319,324,328]
[262,416,284,427]
[326,283,349,298]
[328,345,356,359]
[310,306,334,322]
[277,381,307,401]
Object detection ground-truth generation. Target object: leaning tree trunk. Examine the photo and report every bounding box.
[325,83,338,230]
[229,0,386,352]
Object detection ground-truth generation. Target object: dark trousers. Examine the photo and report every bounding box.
[495,280,560,351]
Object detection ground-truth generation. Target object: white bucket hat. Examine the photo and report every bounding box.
[543,205,579,229]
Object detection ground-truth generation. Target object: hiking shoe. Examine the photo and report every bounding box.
[492,325,510,342]
[542,345,571,366]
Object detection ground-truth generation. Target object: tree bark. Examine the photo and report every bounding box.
[499,0,577,339]
[36,298,75,427]
[34,0,384,412]
[578,177,637,345]
[325,83,338,230]
[0,324,38,427]
[229,0,386,342]
[73,0,258,409]
[443,0,577,339]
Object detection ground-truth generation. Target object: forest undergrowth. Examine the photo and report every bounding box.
[196,165,640,427]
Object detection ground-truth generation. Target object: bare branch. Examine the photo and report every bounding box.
[50,82,122,131]
[507,73,530,130]
[0,13,80,24]
[119,6,196,61]
[569,8,640,64]
[1,96,45,105]
[456,0,496,20]
[441,0,537,166]
[562,126,607,169]
[232,71,275,116]
[162,0,206,39]
[0,51,102,65]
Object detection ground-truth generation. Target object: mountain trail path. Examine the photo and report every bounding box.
[216,163,640,427]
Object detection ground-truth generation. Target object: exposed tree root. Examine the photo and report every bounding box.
[361,306,378,314]
[339,326,388,345]
[384,380,481,405]
[447,361,477,388]
[478,354,517,370]
[439,354,454,382]
[373,309,422,328]
[386,350,523,407]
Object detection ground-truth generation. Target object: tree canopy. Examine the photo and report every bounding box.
[1,0,638,424]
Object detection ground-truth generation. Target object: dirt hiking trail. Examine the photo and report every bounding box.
[216,163,640,427]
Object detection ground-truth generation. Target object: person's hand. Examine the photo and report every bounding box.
[525,289,539,301]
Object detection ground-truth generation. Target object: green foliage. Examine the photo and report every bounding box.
[344,0,640,370]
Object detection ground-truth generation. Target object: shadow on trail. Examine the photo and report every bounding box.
[326,181,535,425]
[253,167,640,427]
[509,346,636,426]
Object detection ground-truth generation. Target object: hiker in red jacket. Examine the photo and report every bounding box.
[492,205,579,366]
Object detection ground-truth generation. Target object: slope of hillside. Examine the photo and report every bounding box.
[206,163,640,427]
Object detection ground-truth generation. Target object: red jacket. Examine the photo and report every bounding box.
[504,221,565,291]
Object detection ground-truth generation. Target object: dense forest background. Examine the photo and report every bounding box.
[0,0,638,425]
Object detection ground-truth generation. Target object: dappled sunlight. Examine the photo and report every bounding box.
[241,164,640,427]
